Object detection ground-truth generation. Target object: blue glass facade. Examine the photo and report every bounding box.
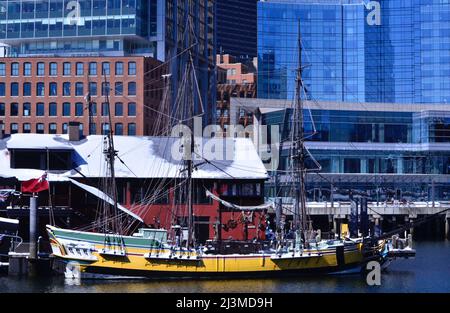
[258,0,450,104]
[0,0,156,56]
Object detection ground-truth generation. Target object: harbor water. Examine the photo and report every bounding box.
[1,241,449,293]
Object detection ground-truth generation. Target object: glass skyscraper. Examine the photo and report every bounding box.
[258,0,450,104]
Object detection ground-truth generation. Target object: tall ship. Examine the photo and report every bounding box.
[46,25,415,280]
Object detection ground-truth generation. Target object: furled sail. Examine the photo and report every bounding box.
[205,190,273,211]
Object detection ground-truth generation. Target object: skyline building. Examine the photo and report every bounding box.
[257,0,450,104]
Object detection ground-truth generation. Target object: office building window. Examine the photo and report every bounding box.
[36,103,45,116]
[50,62,58,76]
[115,102,123,116]
[10,123,18,134]
[36,82,45,96]
[49,123,57,134]
[102,62,110,75]
[10,103,19,116]
[128,123,136,136]
[62,123,68,134]
[76,62,84,76]
[0,63,6,76]
[89,82,97,96]
[115,62,123,75]
[115,82,123,95]
[63,62,71,76]
[49,82,57,96]
[0,103,4,116]
[11,63,19,76]
[23,103,31,116]
[63,82,71,96]
[36,123,44,134]
[23,62,31,76]
[89,62,97,75]
[101,102,109,116]
[63,102,71,116]
[37,62,45,76]
[23,83,31,96]
[102,82,110,96]
[75,82,84,96]
[128,62,136,75]
[48,102,57,116]
[115,123,123,136]
[11,83,19,96]
[128,102,136,116]
[102,123,110,135]
[23,123,31,133]
[0,83,4,96]
[128,82,136,95]
[75,102,84,116]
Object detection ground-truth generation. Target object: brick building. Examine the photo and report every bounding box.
[216,54,257,134]
[0,56,164,137]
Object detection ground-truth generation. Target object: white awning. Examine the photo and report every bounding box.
[206,190,274,211]
[68,178,144,223]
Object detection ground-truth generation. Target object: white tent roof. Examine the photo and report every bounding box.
[0,134,268,182]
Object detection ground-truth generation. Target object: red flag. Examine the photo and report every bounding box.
[21,173,49,193]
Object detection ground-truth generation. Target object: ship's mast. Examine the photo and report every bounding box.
[103,73,120,234]
[292,21,308,239]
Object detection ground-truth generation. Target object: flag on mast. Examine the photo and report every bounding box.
[21,173,49,193]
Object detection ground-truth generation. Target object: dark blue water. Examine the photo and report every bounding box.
[1,241,449,293]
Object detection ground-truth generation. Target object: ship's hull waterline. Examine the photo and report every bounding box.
[47,225,381,279]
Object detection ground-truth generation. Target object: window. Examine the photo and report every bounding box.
[63,103,71,116]
[50,62,58,76]
[89,102,97,116]
[11,63,19,76]
[115,102,123,116]
[36,123,44,134]
[75,82,84,96]
[128,82,136,95]
[89,82,97,96]
[101,102,109,116]
[49,102,57,116]
[115,62,123,75]
[102,62,110,75]
[62,123,68,134]
[49,82,57,96]
[128,62,136,75]
[23,83,31,96]
[36,103,45,116]
[0,83,4,96]
[128,102,136,116]
[89,123,97,135]
[63,82,71,96]
[75,102,84,116]
[10,103,19,116]
[63,62,71,76]
[37,62,45,76]
[102,123,110,135]
[11,83,19,96]
[0,103,4,116]
[0,63,5,76]
[76,62,84,76]
[23,123,31,133]
[23,62,31,76]
[102,82,110,96]
[89,62,97,75]
[115,82,123,95]
[115,123,123,136]
[128,123,136,136]
[49,123,57,134]
[10,123,18,134]
[36,83,45,96]
[23,103,31,116]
